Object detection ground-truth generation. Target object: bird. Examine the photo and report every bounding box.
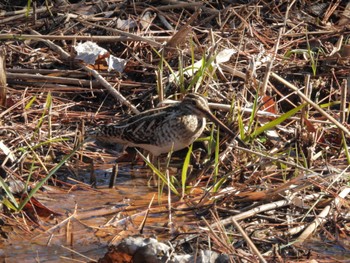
[92,93,245,157]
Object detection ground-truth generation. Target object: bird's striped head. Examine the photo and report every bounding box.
[181,93,211,116]
[181,93,238,139]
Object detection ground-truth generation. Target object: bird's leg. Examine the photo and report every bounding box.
[130,148,138,166]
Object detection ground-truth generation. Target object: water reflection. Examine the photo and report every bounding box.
[1,163,174,262]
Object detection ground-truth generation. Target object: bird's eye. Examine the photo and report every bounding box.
[191,100,197,105]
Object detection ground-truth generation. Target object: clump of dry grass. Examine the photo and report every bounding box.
[0,0,349,262]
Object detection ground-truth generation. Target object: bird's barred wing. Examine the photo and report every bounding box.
[119,109,175,144]
[95,107,178,145]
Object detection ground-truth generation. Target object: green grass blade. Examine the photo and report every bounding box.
[152,48,178,86]
[342,132,350,164]
[247,92,259,135]
[36,92,52,132]
[178,51,185,93]
[0,176,19,210]
[24,96,37,110]
[17,144,81,211]
[212,175,226,192]
[214,127,220,177]
[250,103,306,139]
[2,198,18,211]
[237,113,245,141]
[26,0,32,17]
[136,150,179,195]
[156,49,164,98]
[181,144,193,197]
[207,124,215,155]
[190,38,195,77]
[319,101,340,108]
[188,53,216,92]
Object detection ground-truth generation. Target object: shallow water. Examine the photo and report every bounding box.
[0,163,178,262]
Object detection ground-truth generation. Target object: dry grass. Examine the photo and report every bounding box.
[0,0,349,262]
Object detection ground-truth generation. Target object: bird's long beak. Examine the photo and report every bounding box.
[203,110,247,148]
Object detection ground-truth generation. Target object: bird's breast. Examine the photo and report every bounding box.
[154,114,206,151]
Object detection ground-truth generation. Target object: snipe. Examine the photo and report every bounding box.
[93,93,245,156]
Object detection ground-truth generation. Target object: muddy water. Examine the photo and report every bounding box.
[0,163,182,262]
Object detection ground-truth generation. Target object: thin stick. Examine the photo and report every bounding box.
[271,72,350,137]
[340,78,347,123]
[138,194,155,234]
[260,28,282,95]
[231,218,267,263]
[0,33,169,42]
[79,20,162,48]
[29,30,140,114]
[109,163,118,188]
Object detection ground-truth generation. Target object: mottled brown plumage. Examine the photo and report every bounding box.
[93,93,244,156]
